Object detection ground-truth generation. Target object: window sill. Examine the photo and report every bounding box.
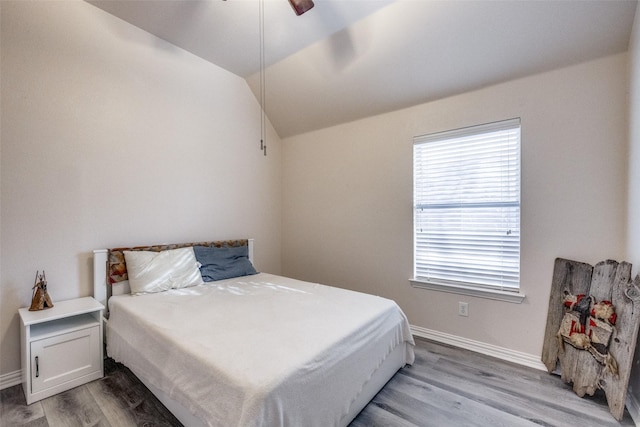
[409,279,526,304]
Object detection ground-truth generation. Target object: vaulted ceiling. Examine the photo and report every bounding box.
[88,0,637,138]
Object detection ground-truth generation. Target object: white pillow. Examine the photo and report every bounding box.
[124,247,203,295]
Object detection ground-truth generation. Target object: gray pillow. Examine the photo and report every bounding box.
[193,245,258,282]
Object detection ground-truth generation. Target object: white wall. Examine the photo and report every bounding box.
[0,1,281,377]
[1,0,634,406]
[626,1,640,415]
[282,53,628,358]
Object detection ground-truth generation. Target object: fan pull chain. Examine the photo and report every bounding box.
[259,0,267,156]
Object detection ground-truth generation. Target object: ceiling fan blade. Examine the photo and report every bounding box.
[289,0,314,16]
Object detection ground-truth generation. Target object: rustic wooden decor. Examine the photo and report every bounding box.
[542,258,640,421]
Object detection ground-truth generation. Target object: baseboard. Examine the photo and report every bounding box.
[410,325,548,371]
[0,369,22,390]
[626,391,640,426]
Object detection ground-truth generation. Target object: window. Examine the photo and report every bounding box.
[412,118,522,301]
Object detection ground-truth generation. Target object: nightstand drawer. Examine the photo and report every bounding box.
[30,325,101,394]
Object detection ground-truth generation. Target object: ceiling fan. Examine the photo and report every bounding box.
[256,0,314,156]
[288,0,314,16]
[220,0,314,16]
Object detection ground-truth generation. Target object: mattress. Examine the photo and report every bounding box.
[106,272,415,427]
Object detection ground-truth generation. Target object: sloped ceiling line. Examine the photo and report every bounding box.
[88,0,637,138]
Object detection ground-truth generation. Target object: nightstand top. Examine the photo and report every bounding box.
[19,296,104,326]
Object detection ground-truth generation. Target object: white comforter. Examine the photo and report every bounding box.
[107,273,415,427]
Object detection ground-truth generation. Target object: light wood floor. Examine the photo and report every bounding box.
[1,337,636,426]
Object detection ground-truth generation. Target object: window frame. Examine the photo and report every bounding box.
[410,118,525,304]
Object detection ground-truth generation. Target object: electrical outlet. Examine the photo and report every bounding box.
[458,302,469,317]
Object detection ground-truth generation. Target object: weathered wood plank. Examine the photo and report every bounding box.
[567,260,619,397]
[560,346,595,396]
[602,270,640,420]
[590,260,619,301]
[542,257,640,421]
[542,258,593,372]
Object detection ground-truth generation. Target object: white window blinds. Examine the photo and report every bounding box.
[413,118,521,291]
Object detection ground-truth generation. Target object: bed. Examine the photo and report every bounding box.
[93,239,414,427]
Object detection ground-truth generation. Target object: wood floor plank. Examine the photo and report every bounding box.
[3,337,635,426]
[350,401,420,427]
[414,338,629,415]
[0,383,46,426]
[40,386,110,427]
[87,359,181,427]
[372,372,538,427]
[402,346,632,426]
[402,341,634,426]
[85,377,139,426]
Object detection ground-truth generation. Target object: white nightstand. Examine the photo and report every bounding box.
[18,296,104,404]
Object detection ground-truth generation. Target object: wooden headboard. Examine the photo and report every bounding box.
[93,239,254,308]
